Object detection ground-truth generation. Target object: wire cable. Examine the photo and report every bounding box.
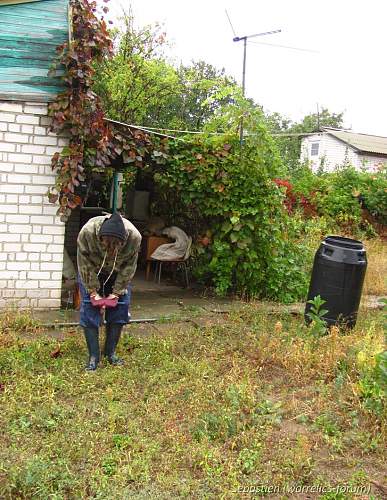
[248,40,319,53]
[105,118,317,138]
[105,118,182,140]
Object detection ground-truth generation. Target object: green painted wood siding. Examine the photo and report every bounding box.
[0,0,68,102]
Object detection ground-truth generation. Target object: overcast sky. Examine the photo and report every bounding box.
[104,0,387,136]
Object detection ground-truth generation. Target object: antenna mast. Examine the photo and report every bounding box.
[225,10,281,143]
[233,29,282,97]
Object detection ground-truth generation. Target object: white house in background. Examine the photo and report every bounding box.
[300,127,387,173]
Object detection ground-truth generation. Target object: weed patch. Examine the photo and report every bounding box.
[0,307,385,498]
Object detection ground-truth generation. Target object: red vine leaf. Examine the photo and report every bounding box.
[47,0,161,216]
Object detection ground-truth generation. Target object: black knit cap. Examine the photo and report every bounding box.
[99,212,127,241]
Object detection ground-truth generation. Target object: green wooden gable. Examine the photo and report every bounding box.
[0,0,69,102]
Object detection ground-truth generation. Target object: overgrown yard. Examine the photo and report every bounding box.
[0,306,385,499]
[362,239,387,297]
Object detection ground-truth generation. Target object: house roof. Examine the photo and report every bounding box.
[323,127,387,156]
[0,0,44,5]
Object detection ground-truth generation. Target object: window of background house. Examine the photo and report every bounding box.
[311,142,319,156]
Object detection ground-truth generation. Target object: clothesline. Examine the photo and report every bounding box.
[105,118,182,140]
[105,118,316,140]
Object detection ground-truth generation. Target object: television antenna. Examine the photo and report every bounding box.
[225,10,281,97]
[225,10,281,143]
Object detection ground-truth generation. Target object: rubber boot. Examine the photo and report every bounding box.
[104,323,124,365]
[83,327,100,371]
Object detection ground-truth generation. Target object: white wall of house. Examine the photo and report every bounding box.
[0,100,67,309]
[300,134,386,172]
[357,154,386,172]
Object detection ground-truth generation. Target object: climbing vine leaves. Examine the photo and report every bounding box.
[47,0,157,220]
[47,0,112,219]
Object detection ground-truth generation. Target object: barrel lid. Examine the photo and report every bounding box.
[324,235,364,250]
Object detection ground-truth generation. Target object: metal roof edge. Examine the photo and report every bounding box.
[322,126,387,140]
[0,92,56,102]
[324,130,362,153]
[357,150,387,159]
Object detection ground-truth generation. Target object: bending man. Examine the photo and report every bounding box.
[77,212,142,371]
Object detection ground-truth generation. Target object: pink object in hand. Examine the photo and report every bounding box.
[90,295,105,307]
[90,295,119,308]
[104,297,118,308]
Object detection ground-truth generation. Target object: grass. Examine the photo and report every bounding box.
[362,238,387,296]
[0,305,385,499]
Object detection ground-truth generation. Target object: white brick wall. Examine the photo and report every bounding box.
[0,100,68,309]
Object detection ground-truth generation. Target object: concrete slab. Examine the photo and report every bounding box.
[29,269,385,329]
[33,274,234,325]
[32,309,79,324]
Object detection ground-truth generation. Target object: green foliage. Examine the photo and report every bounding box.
[320,166,362,220]
[47,0,114,220]
[306,295,328,338]
[357,375,385,416]
[356,301,386,417]
[297,108,344,132]
[314,413,341,437]
[317,165,387,230]
[373,299,387,396]
[191,411,238,442]
[48,1,162,221]
[101,456,118,476]
[254,399,283,426]
[93,12,177,126]
[150,100,309,301]
[175,61,237,130]
[360,164,387,224]
[93,12,238,130]
[318,493,348,500]
[237,446,262,475]
[281,163,387,234]
[374,351,387,392]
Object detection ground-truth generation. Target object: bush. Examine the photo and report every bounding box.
[360,164,387,224]
[280,163,387,232]
[149,104,309,301]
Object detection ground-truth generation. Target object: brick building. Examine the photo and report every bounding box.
[0,0,69,309]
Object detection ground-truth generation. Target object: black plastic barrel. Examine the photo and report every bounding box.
[304,236,367,329]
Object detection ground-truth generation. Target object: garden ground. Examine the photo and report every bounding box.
[0,238,385,499]
[0,300,385,499]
